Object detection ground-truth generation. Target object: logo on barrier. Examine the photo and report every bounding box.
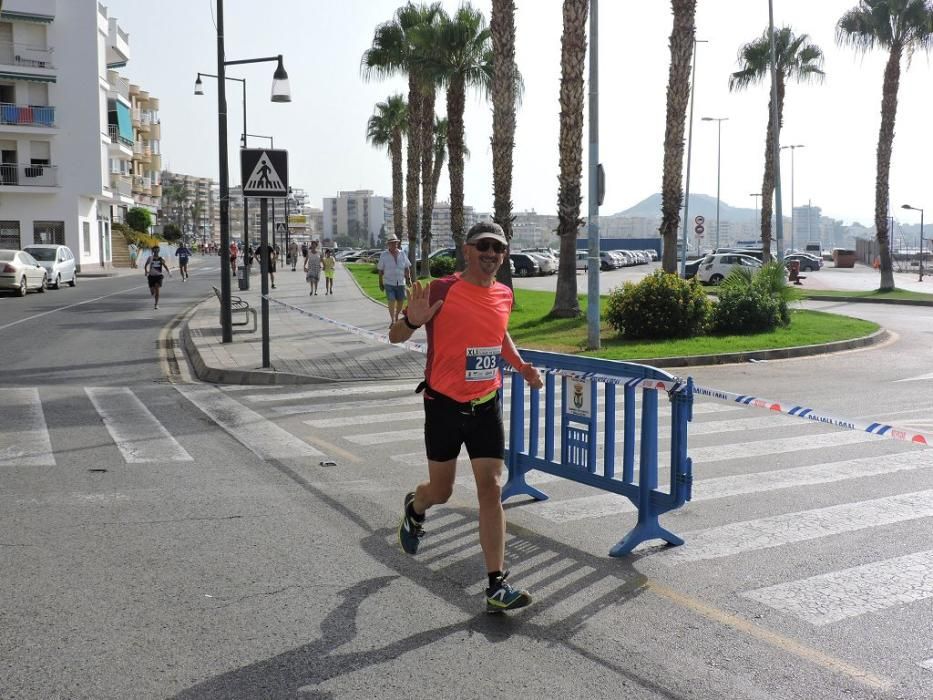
[565,378,591,418]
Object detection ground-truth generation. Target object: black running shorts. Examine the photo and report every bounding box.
[423,392,505,462]
[147,274,163,289]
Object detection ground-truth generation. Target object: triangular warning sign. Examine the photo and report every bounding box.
[245,152,285,192]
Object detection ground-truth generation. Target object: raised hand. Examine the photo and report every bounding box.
[405,280,443,326]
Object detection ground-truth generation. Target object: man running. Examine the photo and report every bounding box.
[144,245,171,309]
[175,242,192,281]
[388,222,544,613]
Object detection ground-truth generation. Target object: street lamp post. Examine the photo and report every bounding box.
[196,72,250,284]
[206,0,290,343]
[680,38,708,277]
[902,204,925,282]
[780,143,805,252]
[701,117,727,250]
[750,192,761,235]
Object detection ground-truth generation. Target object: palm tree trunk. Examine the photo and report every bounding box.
[447,75,467,271]
[406,77,422,267]
[874,44,901,291]
[491,0,517,288]
[759,78,785,263]
[391,130,404,249]
[419,87,436,278]
[659,0,696,274]
[551,0,587,318]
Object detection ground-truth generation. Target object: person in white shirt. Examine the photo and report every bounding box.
[377,234,413,325]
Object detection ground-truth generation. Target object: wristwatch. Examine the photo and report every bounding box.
[403,315,421,330]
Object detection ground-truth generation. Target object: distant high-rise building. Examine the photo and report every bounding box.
[160,172,217,246]
[322,190,390,245]
[793,204,822,247]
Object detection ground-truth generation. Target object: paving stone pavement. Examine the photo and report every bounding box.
[183,261,427,384]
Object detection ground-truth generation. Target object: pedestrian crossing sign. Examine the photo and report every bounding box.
[240,148,288,197]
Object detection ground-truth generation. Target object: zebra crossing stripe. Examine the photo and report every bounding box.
[304,409,423,429]
[175,385,324,459]
[0,388,54,466]
[687,429,881,462]
[247,382,415,403]
[742,549,933,626]
[661,489,933,563]
[85,387,193,463]
[526,449,930,523]
[345,428,423,446]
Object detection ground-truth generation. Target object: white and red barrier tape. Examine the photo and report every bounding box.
[263,294,931,448]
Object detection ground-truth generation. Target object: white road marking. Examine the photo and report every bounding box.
[662,489,933,563]
[85,387,192,463]
[304,410,423,428]
[894,370,933,383]
[175,385,323,459]
[919,658,933,671]
[0,285,148,333]
[742,549,933,626]
[269,395,423,417]
[0,388,54,466]
[247,382,415,403]
[688,429,882,462]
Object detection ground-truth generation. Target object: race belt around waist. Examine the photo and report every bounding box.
[417,382,499,415]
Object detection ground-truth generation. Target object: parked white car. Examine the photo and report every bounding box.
[697,253,762,284]
[527,252,556,275]
[0,249,48,296]
[23,244,77,289]
[575,250,588,271]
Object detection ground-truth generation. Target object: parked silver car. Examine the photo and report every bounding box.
[0,249,48,296]
[23,244,77,289]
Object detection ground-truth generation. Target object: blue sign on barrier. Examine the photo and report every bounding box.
[502,349,694,557]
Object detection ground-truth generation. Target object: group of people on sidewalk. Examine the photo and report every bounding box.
[302,241,336,296]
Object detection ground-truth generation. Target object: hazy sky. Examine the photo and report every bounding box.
[106,0,933,225]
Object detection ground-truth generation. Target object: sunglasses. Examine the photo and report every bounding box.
[471,239,507,254]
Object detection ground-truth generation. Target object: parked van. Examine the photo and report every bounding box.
[804,242,824,259]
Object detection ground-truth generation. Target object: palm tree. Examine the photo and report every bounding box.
[420,116,449,270]
[729,27,824,262]
[491,0,517,287]
[837,0,933,291]
[366,95,408,248]
[420,4,493,270]
[551,0,588,318]
[659,0,696,274]
[362,2,445,267]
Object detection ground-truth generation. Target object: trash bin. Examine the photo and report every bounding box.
[237,263,249,290]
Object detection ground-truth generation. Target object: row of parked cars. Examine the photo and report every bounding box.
[682,248,824,284]
[0,244,78,296]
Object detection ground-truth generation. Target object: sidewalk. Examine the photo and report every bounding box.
[182,261,427,384]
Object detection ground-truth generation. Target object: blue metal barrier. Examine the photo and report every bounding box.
[502,349,694,557]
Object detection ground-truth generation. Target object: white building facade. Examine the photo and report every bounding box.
[322,190,390,245]
[0,0,131,270]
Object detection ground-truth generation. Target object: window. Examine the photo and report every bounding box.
[0,220,20,248]
[83,221,91,253]
[34,220,64,245]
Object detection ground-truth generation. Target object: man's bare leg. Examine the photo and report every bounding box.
[471,457,505,573]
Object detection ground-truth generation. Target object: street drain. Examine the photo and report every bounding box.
[88,468,108,473]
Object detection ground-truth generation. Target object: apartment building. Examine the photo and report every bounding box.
[0,0,132,270]
[160,171,217,247]
[322,189,390,245]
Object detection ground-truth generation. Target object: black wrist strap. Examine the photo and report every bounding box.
[403,315,421,330]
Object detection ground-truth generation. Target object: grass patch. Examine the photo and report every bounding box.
[344,264,879,359]
[797,288,933,302]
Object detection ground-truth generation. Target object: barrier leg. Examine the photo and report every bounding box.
[610,512,684,557]
[502,371,549,502]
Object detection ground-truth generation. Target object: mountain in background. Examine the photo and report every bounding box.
[611,193,760,223]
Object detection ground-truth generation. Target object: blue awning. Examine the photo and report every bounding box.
[115,101,133,142]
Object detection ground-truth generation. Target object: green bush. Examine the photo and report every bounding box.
[126,207,153,233]
[711,262,793,333]
[430,255,456,277]
[605,270,712,339]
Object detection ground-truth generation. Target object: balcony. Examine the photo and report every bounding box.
[149,121,160,140]
[150,183,162,197]
[0,42,55,70]
[132,175,151,195]
[110,173,132,197]
[107,71,130,100]
[0,104,55,128]
[0,163,58,188]
[133,141,150,162]
[107,124,133,148]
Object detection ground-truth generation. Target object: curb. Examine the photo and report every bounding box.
[639,328,889,368]
[802,294,933,307]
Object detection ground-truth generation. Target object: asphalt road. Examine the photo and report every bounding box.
[1,262,931,699]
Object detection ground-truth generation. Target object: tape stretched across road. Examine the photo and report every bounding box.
[692,384,931,447]
[262,294,931,448]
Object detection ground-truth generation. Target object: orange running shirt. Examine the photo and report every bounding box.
[423,273,513,402]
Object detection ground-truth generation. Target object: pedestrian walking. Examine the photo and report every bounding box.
[253,241,277,289]
[322,248,336,295]
[388,222,543,613]
[377,234,412,325]
[301,242,308,261]
[288,240,299,271]
[175,242,192,281]
[304,240,322,295]
[229,241,238,276]
[144,244,171,310]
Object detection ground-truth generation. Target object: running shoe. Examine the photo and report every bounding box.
[397,491,424,555]
[485,571,532,613]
